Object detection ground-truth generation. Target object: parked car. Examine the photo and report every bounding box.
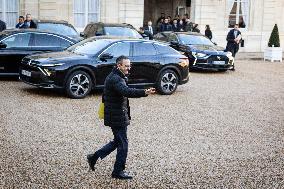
[19,38,189,98]
[0,29,78,76]
[80,22,142,39]
[154,32,234,71]
[35,19,82,41]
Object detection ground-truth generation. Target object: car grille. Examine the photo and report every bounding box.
[207,55,229,64]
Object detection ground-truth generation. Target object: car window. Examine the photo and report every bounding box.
[37,23,78,36]
[67,39,112,56]
[32,33,72,48]
[2,33,32,48]
[154,33,167,42]
[178,34,214,45]
[96,25,104,35]
[104,27,142,38]
[103,42,130,57]
[133,42,156,56]
[155,43,179,55]
[168,33,178,42]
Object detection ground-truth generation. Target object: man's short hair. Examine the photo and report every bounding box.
[19,16,25,19]
[116,55,129,65]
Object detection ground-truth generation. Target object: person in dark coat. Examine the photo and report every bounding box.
[24,14,37,29]
[160,18,172,32]
[143,20,154,39]
[226,24,242,70]
[16,16,28,29]
[0,19,6,32]
[205,25,212,40]
[87,56,155,180]
[172,19,179,32]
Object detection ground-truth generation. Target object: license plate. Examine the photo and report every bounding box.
[21,70,31,77]
[213,61,225,65]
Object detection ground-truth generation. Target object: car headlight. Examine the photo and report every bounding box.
[196,53,207,58]
[41,63,65,67]
[226,52,232,57]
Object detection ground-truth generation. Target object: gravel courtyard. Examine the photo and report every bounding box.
[0,60,283,188]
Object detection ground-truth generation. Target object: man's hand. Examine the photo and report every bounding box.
[145,87,156,95]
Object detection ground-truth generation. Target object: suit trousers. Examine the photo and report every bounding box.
[95,126,128,174]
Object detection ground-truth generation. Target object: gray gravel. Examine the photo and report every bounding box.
[0,60,284,188]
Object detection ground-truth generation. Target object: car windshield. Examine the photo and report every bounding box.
[178,34,214,46]
[38,23,78,36]
[104,27,142,38]
[67,38,111,56]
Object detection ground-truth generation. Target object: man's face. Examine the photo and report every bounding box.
[19,18,24,23]
[148,21,152,26]
[164,19,168,23]
[26,15,32,21]
[118,59,131,75]
[234,25,239,30]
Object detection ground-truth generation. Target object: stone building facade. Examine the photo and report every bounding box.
[0,0,283,53]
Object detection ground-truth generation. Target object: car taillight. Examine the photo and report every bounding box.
[178,58,189,67]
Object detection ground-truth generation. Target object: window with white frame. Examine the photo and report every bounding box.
[228,0,249,28]
[73,0,100,28]
[0,0,19,28]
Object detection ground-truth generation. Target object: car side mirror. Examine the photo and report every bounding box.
[80,32,85,37]
[213,42,217,45]
[0,42,7,48]
[100,53,113,61]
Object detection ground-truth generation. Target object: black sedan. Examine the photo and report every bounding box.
[0,29,78,76]
[19,38,189,98]
[154,32,234,71]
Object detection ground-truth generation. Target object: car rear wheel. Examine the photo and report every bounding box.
[65,70,92,99]
[156,70,178,95]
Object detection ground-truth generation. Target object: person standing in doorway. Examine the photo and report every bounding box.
[87,56,155,180]
[0,19,6,32]
[24,14,37,29]
[205,25,212,40]
[226,24,242,70]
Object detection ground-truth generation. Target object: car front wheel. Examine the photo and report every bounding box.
[65,70,92,99]
[156,70,178,95]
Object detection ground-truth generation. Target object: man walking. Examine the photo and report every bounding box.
[226,24,242,70]
[87,56,155,180]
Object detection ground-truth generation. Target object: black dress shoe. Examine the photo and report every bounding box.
[87,153,99,171]
[112,171,133,180]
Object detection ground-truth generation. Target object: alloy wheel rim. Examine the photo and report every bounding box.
[69,74,90,96]
[160,73,177,93]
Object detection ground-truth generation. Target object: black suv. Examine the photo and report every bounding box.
[80,22,142,39]
[19,38,189,98]
[35,20,81,41]
[154,32,234,71]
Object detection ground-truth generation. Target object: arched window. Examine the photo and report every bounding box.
[0,0,19,28]
[73,0,100,29]
[228,0,249,28]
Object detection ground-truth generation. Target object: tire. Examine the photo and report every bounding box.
[65,70,93,99]
[156,69,178,95]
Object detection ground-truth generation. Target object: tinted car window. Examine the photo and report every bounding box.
[133,42,156,56]
[155,43,179,54]
[154,33,167,42]
[168,33,178,42]
[103,42,130,57]
[104,27,142,38]
[67,39,112,56]
[37,23,78,36]
[33,33,72,48]
[96,25,104,35]
[178,34,214,45]
[2,33,31,48]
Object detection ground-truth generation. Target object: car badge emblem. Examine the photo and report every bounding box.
[217,56,221,60]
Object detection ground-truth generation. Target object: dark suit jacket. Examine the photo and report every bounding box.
[24,20,37,29]
[104,67,147,127]
[0,20,6,31]
[205,29,212,40]
[143,26,154,39]
[226,29,241,53]
[16,23,28,29]
[160,23,172,32]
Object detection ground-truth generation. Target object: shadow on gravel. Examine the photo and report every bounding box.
[22,87,104,99]
[190,69,232,74]
[0,76,19,81]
